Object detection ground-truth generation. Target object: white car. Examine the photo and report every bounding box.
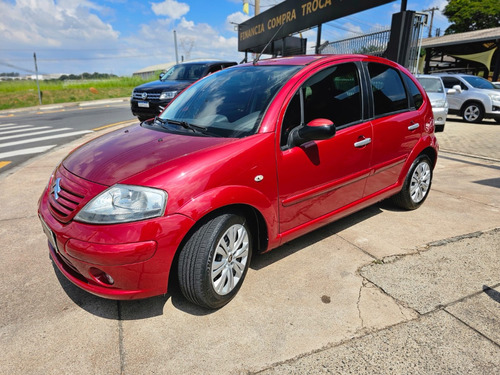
[437,74,500,124]
[416,75,449,132]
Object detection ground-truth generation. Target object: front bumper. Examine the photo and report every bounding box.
[39,189,195,300]
[130,98,172,119]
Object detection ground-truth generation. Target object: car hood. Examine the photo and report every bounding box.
[62,125,235,186]
[134,79,194,92]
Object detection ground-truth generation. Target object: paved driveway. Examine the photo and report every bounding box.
[1,117,499,374]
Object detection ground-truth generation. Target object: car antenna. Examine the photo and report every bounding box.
[253,23,285,65]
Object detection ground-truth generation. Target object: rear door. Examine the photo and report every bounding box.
[363,62,425,196]
[276,61,372,234]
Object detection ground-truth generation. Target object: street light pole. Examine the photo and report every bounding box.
[33,53,42,105]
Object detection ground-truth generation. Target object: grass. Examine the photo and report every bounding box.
[0,76,153,110]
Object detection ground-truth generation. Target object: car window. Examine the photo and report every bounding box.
[207,65,223,74]
[417,77,444,93]
[441,77,467,90]
[403,74,424,109]
[162,64,207,81]
[159,65,301,138]
[368,63,408,117]
[462,75,497,90]
[281,62,362,147]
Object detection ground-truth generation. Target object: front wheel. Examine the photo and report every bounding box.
[462,102,484,123]
[178,212,252,309]
[392,155,433,210]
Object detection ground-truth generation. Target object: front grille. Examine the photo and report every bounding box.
[132,92,161,100]
[49,172,86,223]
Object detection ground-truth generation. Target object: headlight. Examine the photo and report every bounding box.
[431,100,446,108]
[159,91,177,100]
[75,185,167,224]
[488,93,500,102]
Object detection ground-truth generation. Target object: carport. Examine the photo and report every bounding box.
[421,27,500,81]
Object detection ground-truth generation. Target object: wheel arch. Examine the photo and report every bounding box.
[460,100,485,114]
[167,203,269,293]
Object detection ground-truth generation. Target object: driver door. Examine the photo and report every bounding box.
[276,62,372,234]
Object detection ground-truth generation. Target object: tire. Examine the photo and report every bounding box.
[137,116,150,122]
[495,118,500,124]
[435,124,445,132]
[178,212,252,309]
[462,102,484,123]
[392,155,433,210]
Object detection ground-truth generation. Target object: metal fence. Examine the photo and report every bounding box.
[319,12,427,74]
[319,29,391,57]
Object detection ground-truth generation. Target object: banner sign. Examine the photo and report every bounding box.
[238,0,395,52]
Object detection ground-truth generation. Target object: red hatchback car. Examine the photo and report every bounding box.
[39,55,438,309]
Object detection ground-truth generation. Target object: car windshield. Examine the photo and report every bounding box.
[158,65,301,138]
[417,77,444,93]
[161,64,207,81]
[462,76,497,90]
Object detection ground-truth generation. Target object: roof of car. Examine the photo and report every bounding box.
[178,60,236,65]
[241,54,392,67]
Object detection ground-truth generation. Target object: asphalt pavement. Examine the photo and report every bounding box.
[0,107,499,374]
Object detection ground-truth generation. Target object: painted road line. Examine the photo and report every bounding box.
[0,161,11,169]
[0,130,93,149]
[0,128,72,141]
[0,145,57,159]
[0,125,34,131]
[0,123,16,127]
[0,126,50,136]
[93,119,136,131]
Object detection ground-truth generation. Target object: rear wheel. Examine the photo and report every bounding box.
[178,212,252,309]
[462,102,484,123]
[392,155,433,210]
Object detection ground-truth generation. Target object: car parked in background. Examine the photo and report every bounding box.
[493,82,500,89]
[416,75,449,132]
[39,55,438,309]
[436,73,500,123]
[131,60,237,121]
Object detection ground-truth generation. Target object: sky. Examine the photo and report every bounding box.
[0,0,451,77]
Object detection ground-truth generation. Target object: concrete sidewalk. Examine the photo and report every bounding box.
[0,119,499,374]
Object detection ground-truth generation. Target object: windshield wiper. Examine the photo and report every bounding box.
[164,118,207,134]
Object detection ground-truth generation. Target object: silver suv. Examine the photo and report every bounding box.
[437,74,500,123]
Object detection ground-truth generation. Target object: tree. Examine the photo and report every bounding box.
[443,0,500,34]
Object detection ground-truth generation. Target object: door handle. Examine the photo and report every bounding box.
[408,123,420,130]
[354,137,372,148]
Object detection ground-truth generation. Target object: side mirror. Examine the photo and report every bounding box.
[452,84,462,94]
[159,72,165,80]
[289,118,336,147]
[447,88,457,95]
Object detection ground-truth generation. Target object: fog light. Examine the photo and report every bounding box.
[437,117,443,122]
[89,268,115,285]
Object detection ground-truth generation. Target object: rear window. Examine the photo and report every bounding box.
[368,63,408,117]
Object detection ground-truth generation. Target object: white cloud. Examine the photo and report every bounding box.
[151,0,190,19]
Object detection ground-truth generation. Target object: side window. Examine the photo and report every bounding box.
[442,77,467,90]
[402,73,423,109]
[281,62,362,147]
[368,63,408,117]
[207,65,222,74]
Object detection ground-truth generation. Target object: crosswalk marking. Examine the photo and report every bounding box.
[0,125,35,131]
[0,145,56,159]
[0,128,72,141]
[0,130,93,149]
[0,126,50,136]
[0,123,16,127]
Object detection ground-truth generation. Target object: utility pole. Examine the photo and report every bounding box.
[255,0,260,15]
[423,7,439,37]
[173,30,179,64]
[33,52,42,105]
